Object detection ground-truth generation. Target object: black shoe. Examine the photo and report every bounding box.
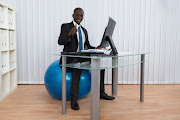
[71,99,79,110]
[100,92,115,100]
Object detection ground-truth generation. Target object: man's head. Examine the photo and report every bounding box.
[72,8,84,25]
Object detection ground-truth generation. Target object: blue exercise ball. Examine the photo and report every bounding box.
[44,60,91,100]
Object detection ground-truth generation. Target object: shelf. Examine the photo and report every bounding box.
[2,69,9,75]
[0,28,15,30]
[9,49,16,51]
[9,29,15,31]
[0,2,15,10]
[10,67,16,72]
[0,27,8,30]
[0,2,16,102]
[1,49,9,52]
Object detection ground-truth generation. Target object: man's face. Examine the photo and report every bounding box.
[73,9,84,25]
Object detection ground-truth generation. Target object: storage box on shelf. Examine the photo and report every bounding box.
[1,51,9,75]
[0,1,17,102]
[9,50,16,71]
[0,5,8,29]
[8,9,15,30]
[9,30,15,50]
[1,29,9,51]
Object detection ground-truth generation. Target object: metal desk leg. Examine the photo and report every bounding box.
[62,56,67,114]
[91,58,100,120]
[112,57,118,96]
[140,54,145,102]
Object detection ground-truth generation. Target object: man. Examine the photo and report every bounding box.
[58,8,115,110]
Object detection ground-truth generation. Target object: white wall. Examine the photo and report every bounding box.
[7,0,180,84]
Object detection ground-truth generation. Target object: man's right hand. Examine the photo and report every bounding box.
[68,24,77,38]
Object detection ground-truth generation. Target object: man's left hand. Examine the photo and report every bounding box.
[96,46,106,49]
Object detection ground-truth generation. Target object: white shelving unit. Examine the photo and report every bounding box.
[0,1,17,102]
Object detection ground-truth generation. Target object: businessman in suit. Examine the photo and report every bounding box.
[58,8,115,110]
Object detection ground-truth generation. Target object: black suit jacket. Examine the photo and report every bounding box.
[58,21,95,64]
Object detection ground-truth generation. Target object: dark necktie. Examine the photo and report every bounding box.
[78,26,83,52]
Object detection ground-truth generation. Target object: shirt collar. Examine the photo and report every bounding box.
[73,21,81,28]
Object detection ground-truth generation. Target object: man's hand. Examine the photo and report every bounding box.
[96,46,106,49]
[68,24,77,38]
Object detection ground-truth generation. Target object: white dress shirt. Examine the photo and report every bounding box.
[73,21,85,52]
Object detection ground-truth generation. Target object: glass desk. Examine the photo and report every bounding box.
[55,52,151,120]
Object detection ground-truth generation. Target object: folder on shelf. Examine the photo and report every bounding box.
[4,53,7,73]
[0,6,2,26]
[2,30,4,50]
[1,52,4,73]
[0,6,4,27]
[3,30,6,50]
[9,31,11,49]
[9,31,14,49]
[8,9,13,29]
[11,12,13,28]
[8,9,10,28]
[1,30,5,51]
[12,31,14,49]
[0,29,3,51]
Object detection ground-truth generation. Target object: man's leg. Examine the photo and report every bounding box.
[100,69,115,100]
[71,68,82,110]
[100,69,105,94]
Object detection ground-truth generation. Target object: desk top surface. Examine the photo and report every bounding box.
[54,52,151,59]
[55,52,151,70]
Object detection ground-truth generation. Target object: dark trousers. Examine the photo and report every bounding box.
[71,68,105,100]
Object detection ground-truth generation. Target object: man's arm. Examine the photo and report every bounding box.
[58,24,70,45]
[58,24,77,45]
[85,40,95,49]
